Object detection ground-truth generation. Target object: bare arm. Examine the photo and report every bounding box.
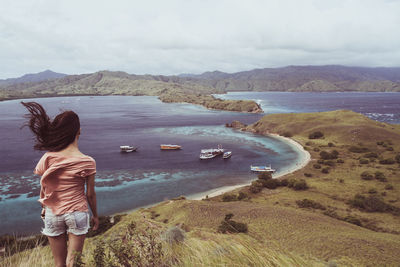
[86,174,99,230]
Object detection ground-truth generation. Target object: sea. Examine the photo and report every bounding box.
[1,92,399,235]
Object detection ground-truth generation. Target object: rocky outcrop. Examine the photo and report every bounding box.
[225,120,247,129]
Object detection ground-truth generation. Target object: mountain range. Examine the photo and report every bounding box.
[182,65,400,92]
[0,70,67,87]
[1,65,400,103]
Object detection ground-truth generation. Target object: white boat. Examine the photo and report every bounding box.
[200,152,217,159]
[120,145,138,152]
[223,151,232,159]
[199,145,224,160]
[250,164,275,173]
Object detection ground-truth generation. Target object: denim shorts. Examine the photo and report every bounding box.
[42,207,90,236]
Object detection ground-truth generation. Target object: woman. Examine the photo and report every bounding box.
[22,101,99,267]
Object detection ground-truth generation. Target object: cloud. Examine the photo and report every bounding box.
[1,0,400,78]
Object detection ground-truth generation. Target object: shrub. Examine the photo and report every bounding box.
[304,173,313,177]
[222,194,237,202]
[328,142,335,147]
[320,150,339,160]
[368,188,377,194]
[279,178,289,187]
[337,159,344,163]
[385,184,394,190]
[364,152,378,158]
[395,154,400,163]
[218,213,248,234]
[321,167,330,174]
[377,141,384,145]
[348,194,399,214]
[104,222,164,267]
[162,226,185,244]
[258,172,272,180]
[292,179,308,190]
[387,147,394,151]
[309,131,324,139]
[360,171,374,180]
[348,146,369,153]
[249,181,263,193]
[317,159,324,164]
[379,158,395,165]
[296,199,326,210]
[313,147,320,152]
[359,158,369,164]
[263,179,280,189]
[374,172,387,182]
[237,191,248,200]
[323,209,340,219]
[313,163,321,169]
[323,160,335,167]
[282,131,293,137]
[343,215,362,226]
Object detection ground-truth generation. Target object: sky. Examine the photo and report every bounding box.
[1,0,400,79]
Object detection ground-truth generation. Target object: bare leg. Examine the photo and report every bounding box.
[66,233,86,267]
[47,234,68,267]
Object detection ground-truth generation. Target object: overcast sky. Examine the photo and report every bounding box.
[1,0,400,78]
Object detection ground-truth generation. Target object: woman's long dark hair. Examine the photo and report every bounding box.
[21,101,80,151]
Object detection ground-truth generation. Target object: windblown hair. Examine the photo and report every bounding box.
[21,102,80,151]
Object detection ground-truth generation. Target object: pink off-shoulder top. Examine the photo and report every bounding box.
[34,152,96,215]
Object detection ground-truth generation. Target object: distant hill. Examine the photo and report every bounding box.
[0,70,67,87]
[183,65,400,92]
[1,65,400,102]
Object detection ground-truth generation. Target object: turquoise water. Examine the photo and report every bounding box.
[0,96,301,235]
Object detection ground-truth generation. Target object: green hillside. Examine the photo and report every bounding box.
[0,70,262,113]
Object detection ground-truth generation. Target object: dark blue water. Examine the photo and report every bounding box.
[215,92,400,124]
[0,96,302,235]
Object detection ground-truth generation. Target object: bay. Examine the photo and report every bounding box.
[0,96,300,235]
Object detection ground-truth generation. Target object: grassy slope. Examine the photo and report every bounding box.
[2,110,400,266]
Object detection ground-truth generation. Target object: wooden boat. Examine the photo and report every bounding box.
[250,164,275,173]
[223,151,232,159]
[120,145,138,153]
[160,144,182,150]
[200,145,224,160]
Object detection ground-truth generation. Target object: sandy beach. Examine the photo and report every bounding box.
[189,134,311,200]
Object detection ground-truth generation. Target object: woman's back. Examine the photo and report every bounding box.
[35,152,96,215]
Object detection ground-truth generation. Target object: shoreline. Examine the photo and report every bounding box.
[0,133,311,237]
[188,134,311,200]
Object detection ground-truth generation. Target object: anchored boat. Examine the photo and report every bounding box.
[200,145,224,160]
[120,145,138,152]
[160,144,182,150]
[223,151,232,159]
[250,164,275,173]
